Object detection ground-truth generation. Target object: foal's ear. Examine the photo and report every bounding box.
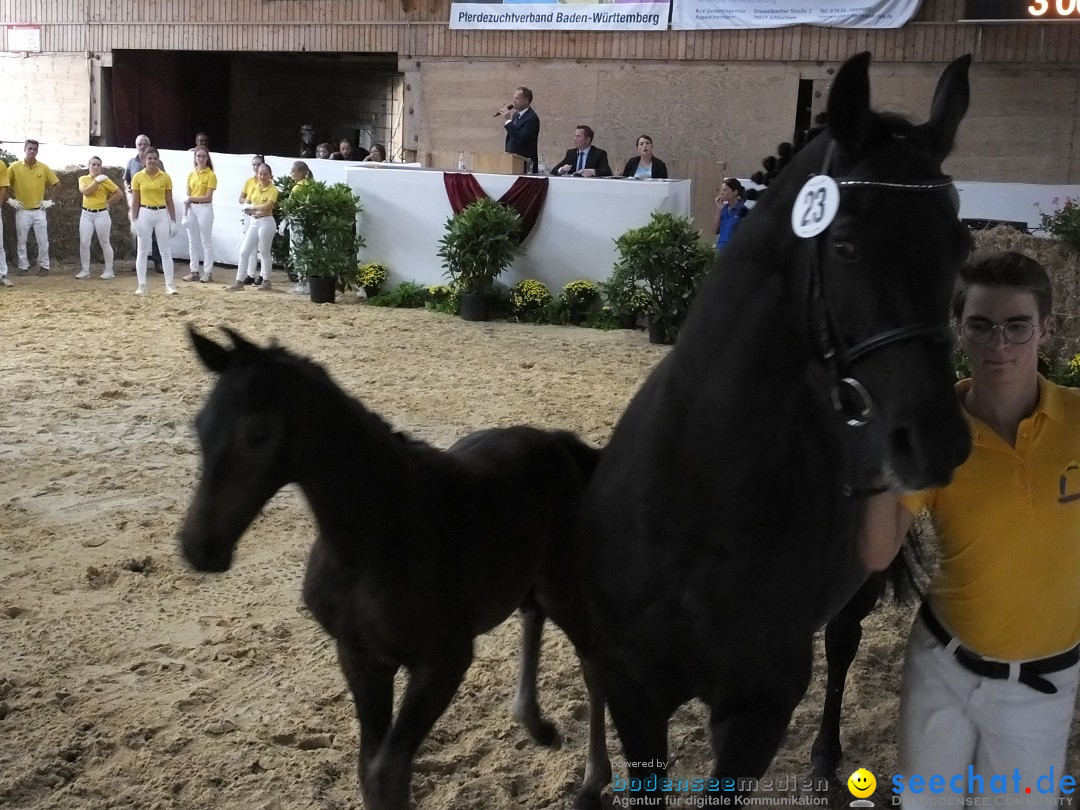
[915,54,971,164]
[219,326,263,360]
[188,325,231,373]
[827,52,872,156]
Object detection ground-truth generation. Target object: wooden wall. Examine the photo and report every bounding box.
[1,0,1079,64]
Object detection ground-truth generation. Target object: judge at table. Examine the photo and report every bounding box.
[552,125,613,178]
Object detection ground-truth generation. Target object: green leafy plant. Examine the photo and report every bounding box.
[279,180,365,290]
[366,281,427,308]
[357,262,389,295]
[1046,352,1080,387]
[0,147,15,167]
[1037,197,1080,253]
[437,198,521,295]
[271,175,297,273]
[560,280,602,324]
[600,264,652,325]
[613,212,717,343]
[509,279,552,322]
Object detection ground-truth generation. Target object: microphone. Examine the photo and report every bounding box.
[493,104,513,118]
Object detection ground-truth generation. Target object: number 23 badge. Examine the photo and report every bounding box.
[791,175,840,238]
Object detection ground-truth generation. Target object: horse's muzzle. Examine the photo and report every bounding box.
[885,412,971,491]
[178,528,235,573]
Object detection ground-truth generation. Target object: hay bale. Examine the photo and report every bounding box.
[1,165,134,269]
[972,228,1080,369]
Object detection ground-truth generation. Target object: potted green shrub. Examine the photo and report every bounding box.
[357,261,389,297]
[613,212,717,344]
[437,198,521,321]
[601,264,651,329]
[279,180,365,304]
[559,280,602,325]
[509,279,552,323]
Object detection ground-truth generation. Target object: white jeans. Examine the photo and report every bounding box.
[135,208,174,286]
[240,215,259,278]
[0,211,7,275]
[185,202,214,277]
[898,617,1079,809]
[79,210,114,275]
[236,216,275,282]
[15,207,49,270]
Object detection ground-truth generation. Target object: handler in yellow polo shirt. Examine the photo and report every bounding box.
[236,154,265,284]
[129,146,178,295]
[5,139,60,277]
[229,162,279,291]
[76,156,124,280]
[859,252,1080,810]
[180,146,217,283]
[0,160,10,285]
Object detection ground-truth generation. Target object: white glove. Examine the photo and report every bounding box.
[181,214,189,228]
[182,196,192,205]
[129,219,139,238]
[277,220,287,236]
[40,200,54,210]
[95,174,108,183]
[169,220,179,239]
[6,198,23,210]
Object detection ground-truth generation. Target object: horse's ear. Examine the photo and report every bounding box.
[219,326,263,360]
[189,325,231,373]
[827,52,872,155]
[915,54,972,164]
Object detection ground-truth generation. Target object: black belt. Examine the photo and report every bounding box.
[919,603,1079,695]
[83,207,107,213]
[190,201,209,204]
[143,205,166,210]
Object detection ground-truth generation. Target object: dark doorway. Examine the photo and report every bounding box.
[793,78,814,143]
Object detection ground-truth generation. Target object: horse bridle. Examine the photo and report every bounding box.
[807,142,957,429]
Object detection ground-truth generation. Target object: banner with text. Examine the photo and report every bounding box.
[672,0,922,30]
[450,1,669,30]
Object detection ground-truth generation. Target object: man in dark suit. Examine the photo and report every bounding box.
[502,87,540,173]
[552,125,613,178]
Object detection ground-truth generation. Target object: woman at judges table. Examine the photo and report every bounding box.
[237,154,265,285]
[619,135,668,179]
[181,146,217,283]
[228,163,278,292]
[76,156,124,280]
[129,146,178,295]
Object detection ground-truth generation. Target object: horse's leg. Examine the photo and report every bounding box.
[810,574,883,786]
[366,646,473,810]
[337,644,396,804]
[605,679,670,807]
[512,595,560,747]
[572,653,611,810]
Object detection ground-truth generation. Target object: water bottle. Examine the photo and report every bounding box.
[457,151,466,171]
[536,154,547,175]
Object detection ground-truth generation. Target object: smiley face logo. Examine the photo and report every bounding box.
[847,768,876,798]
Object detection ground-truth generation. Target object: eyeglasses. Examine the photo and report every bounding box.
[960,319,1036,345]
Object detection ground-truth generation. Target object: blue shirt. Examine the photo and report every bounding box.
[715,200,747,250]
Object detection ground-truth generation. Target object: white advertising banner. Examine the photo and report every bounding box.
[672,0,922,30]
[450,2,669,30]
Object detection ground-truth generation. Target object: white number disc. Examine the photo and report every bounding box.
[791,175,840,239]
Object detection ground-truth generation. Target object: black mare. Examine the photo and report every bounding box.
[578,53,975,804]
[178,327,610,810]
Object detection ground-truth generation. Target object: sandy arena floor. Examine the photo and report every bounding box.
[1,264,1077,810]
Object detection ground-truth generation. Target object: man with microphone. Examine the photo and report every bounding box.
[499,87,540,174]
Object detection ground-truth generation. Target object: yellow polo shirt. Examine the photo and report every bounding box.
[241,177,259,201]
[187,167,217,198]
[902,377,1080,660]
[78,174,119,211]
[246,182,278,208]
[0,162,9,191]
[8,159,59,208]
[131,169,172,208]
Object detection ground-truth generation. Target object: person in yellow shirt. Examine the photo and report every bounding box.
[181,147,217,283]
[129,146,179,295]
[76,156,124,280]
[5,139,60,277]
[0,160,10,286]
[286,161,314,296]
[228,163,279,291]
[237,154,265,285]
[859,252,1080,809]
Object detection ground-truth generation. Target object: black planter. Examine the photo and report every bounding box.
[309,276,336,304]
[459,292,491,322]
[648,319,676,345]
[620,313,640,330]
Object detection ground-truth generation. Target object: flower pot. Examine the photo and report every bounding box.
[620,313,640,330]
[648,319,675,345]
[309,276,336,304]
[459,292,491,322]
[363,285,381,299]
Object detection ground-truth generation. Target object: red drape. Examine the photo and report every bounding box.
[442,173,549,243]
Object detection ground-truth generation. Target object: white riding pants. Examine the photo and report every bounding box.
[0,210,7,275]
[236,216,276,282]
[15,207,49,271]
[79,210,114,275]
[241,215,259,278]
[898,617,1079,809]
[135,208,174,286]
[185,202,214,276]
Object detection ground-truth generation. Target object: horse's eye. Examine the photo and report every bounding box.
[833,241,857,261]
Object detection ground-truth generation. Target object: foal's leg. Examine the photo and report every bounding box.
[810,575,882,786]
[605,680,671,807]
[337,645,396,799]
[366,646,473,810]
[573,653,611,810]
[512,596,560,747]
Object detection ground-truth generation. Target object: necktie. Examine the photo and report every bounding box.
[512,112,520,123]
[576,151,585,172]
